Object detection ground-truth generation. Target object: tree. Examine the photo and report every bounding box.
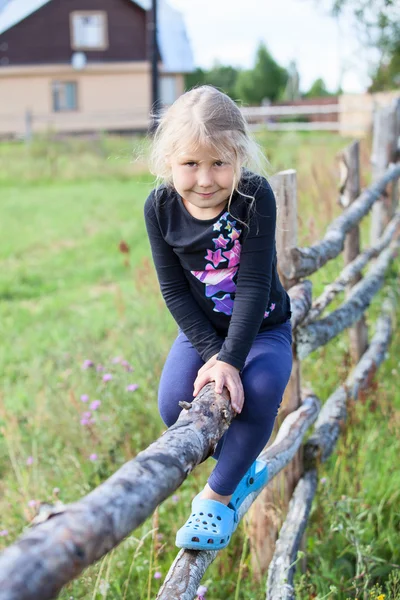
[322,0,400,91]
[235,43,288,105]
[304,77,334,98]
[184,64,240,99]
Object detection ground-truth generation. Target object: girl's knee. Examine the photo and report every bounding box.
[158,393,192,427]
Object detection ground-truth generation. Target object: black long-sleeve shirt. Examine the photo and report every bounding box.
[144,170,291,371]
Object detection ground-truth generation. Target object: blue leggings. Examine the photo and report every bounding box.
[158,321,293,496]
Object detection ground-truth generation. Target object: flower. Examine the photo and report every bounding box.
[82,359,94,369]
[80,394,89,403]
[103,373,113,382]
[121,360,133,372]
[26,456,34,466]
[196,585,208,598]
[377,595,386,600]
[112,356,122,364]
[320,477,327,484]
[28,499,38,507]
[80,418,90,426]
[90,400,101,411]
[89,453,98,462]
[96,364,104,372]
[82,411,91,419]
[0,530,8,537]
[126,384,139,392]
[171,494,179,503]
[154,571,162,579]
[156,533,164,541]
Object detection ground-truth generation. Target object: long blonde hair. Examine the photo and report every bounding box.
[148,86,269,218]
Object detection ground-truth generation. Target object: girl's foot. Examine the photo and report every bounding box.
[199,483,232,506]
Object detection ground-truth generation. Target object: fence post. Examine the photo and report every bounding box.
[370,103,397,244]
[24,109,33,144]
[390,98,400,214]
[248,170,302,577]
[338,141,369,362]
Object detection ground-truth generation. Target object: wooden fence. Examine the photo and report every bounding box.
[0,99,399,600]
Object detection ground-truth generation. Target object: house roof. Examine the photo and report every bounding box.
[0,0,194,73]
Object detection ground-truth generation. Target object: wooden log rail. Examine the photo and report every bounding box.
[302,211,400,326]
[296,238,399,359]
[266,297,395,600]
[282,163,400,280]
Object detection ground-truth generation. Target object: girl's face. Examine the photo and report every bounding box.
[170,144,235,220]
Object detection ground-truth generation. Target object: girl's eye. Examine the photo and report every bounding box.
[184,162,197,167]
[214,161,225,167]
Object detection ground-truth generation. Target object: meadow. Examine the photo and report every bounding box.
[0,131,399,600]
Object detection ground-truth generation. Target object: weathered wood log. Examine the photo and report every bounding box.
[265,469,318,600]
[288,280,312,330]
[339,140,369,362]
[370,104,398,244]
[302,211,400,326]
[156,393,321,600]
[296,241,399,359]
[273,169,298,288]
[0,384,236,600]
[304,298,393,466]
[286,163,400,279]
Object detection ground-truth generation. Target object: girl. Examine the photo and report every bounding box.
[144,86,292,551]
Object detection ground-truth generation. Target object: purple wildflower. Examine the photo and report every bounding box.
[126,384,139,392]
[96,364,104,372]
[172,494,179,503]
[112,356,122,364]
[80,418,90,426]
[28,500,38,508]
[156,533,164,541]
[0,530,8,537]
[80,394,89,403]
[196,585,208,598]
[320,477,327,485]
[26,456,34,466]
[154,571,162,580]
[121,360,133,372]
[82,411,91,419]
[90,400,101,411]
[82,359,94,369]
[89,453,98,462]
[103,373,113,382]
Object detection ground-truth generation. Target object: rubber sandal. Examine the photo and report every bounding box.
[229,459,268,511]
[175,493,239,551]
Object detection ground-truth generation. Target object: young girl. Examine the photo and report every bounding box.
[144,86,292,551]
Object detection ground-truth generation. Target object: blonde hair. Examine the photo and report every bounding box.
[148,86,269,218]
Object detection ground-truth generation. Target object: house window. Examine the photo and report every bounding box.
[160,76,178,106]
[70,12,108,50]
[52,81,78,112]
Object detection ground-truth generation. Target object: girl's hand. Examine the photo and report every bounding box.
[193,360,244,414]
[196,353,219,377]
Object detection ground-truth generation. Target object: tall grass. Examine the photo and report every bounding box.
[0,131,398,599]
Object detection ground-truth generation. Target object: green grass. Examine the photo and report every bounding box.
[0,132,398,600]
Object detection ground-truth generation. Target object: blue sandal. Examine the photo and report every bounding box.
[229,459,268,510]
[175,493,239,551]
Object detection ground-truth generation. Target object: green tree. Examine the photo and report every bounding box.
[184,64,240,99]
[235,42,288,104]
[304,77,334,98]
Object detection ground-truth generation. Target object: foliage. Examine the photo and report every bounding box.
[184,43,288,105]
[235,42,288,104]
[325,0,400,91]
[304,77,336,98]
[184,65,240,100]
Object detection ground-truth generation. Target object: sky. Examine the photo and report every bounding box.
[168,0,376,93]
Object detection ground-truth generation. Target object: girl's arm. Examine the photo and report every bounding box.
[144,193,224,362]
[217,179,277,371]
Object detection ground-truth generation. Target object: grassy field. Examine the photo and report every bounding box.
[0,132,399,600]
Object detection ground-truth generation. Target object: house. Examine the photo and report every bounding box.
[0,0,194,137]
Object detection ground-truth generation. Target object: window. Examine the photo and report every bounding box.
[70,12,108,50]
[52,81,78,112]
[160,76,178,106]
